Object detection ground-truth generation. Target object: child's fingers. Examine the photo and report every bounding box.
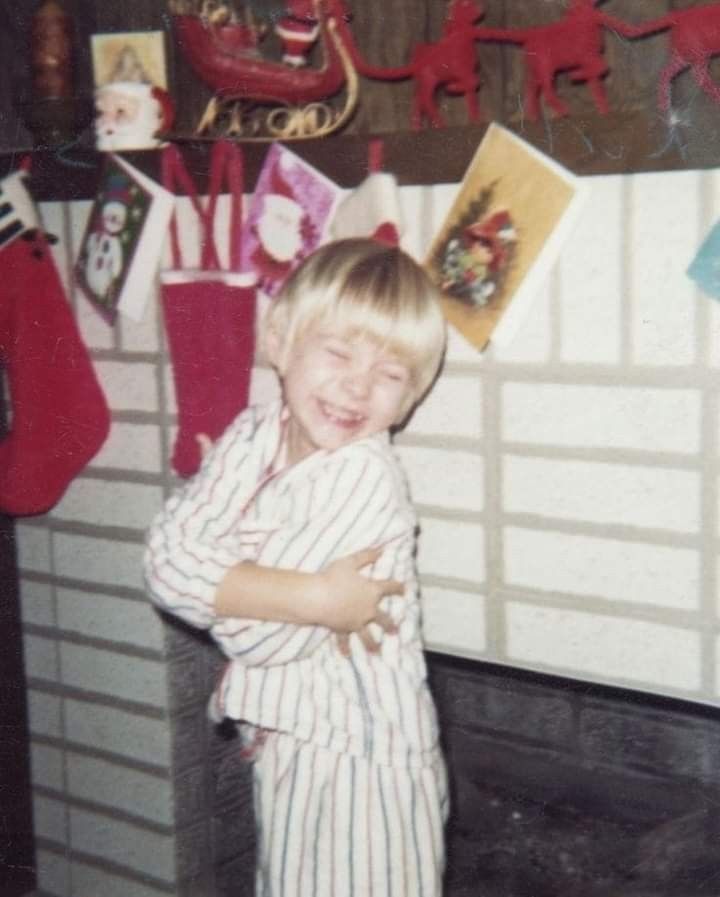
[355,627,381,654]
[196,433,213,459]
[351,547,382,569]
[336,633,351,657]
[374,609,398,634]
[378,578,404,598]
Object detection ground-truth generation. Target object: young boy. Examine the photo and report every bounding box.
[144,238,448,896]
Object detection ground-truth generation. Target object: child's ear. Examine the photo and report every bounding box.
[263,324,285,372]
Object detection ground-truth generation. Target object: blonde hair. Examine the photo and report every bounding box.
[263,239,446,420]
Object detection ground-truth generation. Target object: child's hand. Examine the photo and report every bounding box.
[335,624,393,658]
[317,548,403,653]
[197,433,213,459]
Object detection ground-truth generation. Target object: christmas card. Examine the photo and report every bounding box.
[425,123,588,351]
[75,154,174,323]
[241,143,343,296]
[0,169,41,251]
[687,219,720,301]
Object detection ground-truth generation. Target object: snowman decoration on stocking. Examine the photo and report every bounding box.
[83,184,129,304]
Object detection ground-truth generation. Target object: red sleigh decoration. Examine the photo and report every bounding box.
[170,0,513,135]
[169,0,360,139]
[170,0,720,138]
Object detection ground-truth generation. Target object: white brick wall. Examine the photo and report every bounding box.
[56,588,164,651]
[52,479,165,531]
[557,175,624,365]
[629,172,700,367]
[33,794,68,842]
[504,527,700,611]
[88,422,163,474]
[35,848,71,897]
[70,863,171,897]
[505,602,702,693]
[502,383,701,454]
[68,807,176,882]
[65,753,174,826]
[405,372,483,439]
[402,169,717,702]
[63,699,171,767]
[30,743,64,791]
[503,456,700,533]
[53,533,146,590]
[396,445,485,512]
[417,516,486,583]
[18,175,720,715]
[95,361,159,412]
[421,585,487,656]
[59,642,168,707]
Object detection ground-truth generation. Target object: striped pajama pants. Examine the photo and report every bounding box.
[252,731,448,897]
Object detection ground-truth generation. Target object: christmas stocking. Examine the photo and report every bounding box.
[161,141,256,478]
[330,139,403,245]
[0,169,110,516]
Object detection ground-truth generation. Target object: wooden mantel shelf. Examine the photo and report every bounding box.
[3,111,719,202]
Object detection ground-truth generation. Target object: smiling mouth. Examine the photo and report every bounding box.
[318,400,366,428]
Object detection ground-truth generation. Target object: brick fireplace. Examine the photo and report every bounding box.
[204,648,720,896]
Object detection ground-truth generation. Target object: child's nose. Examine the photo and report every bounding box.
[343,367,372,399]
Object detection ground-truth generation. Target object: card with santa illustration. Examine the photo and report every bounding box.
[241,143,343,297]
[425,123,588,351]
[75,154,174,323]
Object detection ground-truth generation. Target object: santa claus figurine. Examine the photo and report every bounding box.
[275,0,320,67]
[94,81,175,152]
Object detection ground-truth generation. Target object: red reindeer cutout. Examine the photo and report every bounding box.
[628,3,720,112]
[481,0,646,120]
[331,0,503,128]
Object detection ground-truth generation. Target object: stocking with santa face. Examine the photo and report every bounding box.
[161,141,256,478]
[0,168,110,516]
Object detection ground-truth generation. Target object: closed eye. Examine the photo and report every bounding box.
[324,342,352,361]
[380,366,409,383]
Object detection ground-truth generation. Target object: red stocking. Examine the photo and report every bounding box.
[0,206,110,516]
[161,142,256,478]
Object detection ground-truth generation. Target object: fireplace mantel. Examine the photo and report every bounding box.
[2,109,717,204]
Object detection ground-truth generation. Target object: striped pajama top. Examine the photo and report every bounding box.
[144,401,442,771]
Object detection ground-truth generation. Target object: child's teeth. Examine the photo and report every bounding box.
[323,402,360,423]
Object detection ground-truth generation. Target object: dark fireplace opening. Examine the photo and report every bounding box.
[431,653,720,897]
[207,650,720,897]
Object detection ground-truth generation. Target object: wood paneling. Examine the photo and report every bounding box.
[2,1,720,189]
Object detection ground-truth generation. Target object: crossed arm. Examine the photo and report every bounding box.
[144,413,408,665]
[214,546,402,656]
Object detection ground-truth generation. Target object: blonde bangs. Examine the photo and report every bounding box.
[264,239,447,405]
